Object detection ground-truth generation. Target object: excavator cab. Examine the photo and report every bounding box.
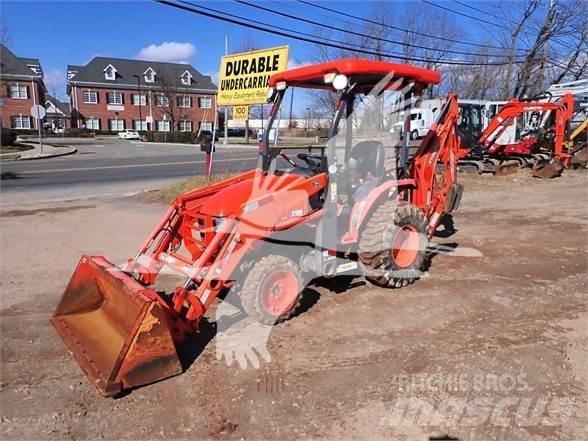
[52,59,462,396]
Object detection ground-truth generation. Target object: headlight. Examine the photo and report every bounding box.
[266,86,276,102]
[333,74,348,91]
[323,72,336,84]
[276,81,287,90]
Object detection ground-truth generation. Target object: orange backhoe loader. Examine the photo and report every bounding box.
[52,59,463,396]
[458,93,575,179]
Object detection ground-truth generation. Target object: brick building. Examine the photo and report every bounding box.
[45,94,71,131]
[67,56,216,133]
[0,44,46,130]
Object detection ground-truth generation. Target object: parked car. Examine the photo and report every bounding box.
[196,130,219,143]
[118,129,140,140]
[257,128,279,142]
[227,128,253,137]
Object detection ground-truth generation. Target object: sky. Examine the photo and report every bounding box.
[1,0,560,112]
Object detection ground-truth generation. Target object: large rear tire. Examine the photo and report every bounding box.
[240,255,303,325]
[358,201,428,288]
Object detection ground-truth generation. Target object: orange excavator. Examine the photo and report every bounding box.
[458,93,575,179]
[52,59,463,396]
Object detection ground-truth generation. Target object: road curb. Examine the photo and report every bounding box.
[0,146,78,162]
[135,141,260,149]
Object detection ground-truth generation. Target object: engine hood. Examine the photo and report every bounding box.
[199,174,303,217]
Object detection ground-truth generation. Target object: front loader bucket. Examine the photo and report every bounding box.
[51,256,182,397]
[532,158,564,179]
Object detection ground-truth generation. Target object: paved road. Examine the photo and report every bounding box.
[1,139,259,188]
[0,139,260,206]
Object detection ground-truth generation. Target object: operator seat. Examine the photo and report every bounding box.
[348,140,386,179]
[347,140,386,201]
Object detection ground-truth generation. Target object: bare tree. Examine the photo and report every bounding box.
[497,0,540,99]
[549,1,588,83]
[157,70,190,133]
[0,24,9,46]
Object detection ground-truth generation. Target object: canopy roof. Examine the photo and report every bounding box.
[269,58,441,95]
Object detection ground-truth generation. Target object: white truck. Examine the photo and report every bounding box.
[389,107,438,140]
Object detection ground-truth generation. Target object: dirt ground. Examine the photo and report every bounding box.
[1,170,587,441]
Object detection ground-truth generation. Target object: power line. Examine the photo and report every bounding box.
[178,0,481,64]
[296,0,525,53]
[447,0,577,51]
[156,0,527,66]
[421,0,513,31]
[235,0,527,59]
[451,0,522,27]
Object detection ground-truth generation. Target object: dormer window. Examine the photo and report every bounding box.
[180,71,192,85]
[144,67,156,83]
[104,64,117,80]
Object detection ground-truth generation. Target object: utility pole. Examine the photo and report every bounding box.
[223,35,229,145]
[288,87,294,128]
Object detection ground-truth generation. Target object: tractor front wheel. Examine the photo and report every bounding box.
[358,201,428,288]
[240,255,303,325]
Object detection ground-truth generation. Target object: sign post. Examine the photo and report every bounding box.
[30,104,46,156]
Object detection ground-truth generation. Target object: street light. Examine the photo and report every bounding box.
[132,74,143,134]
[306,107,311,136]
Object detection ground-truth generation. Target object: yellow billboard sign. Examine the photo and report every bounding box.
[218,46,289,106]
[233,105,249,121]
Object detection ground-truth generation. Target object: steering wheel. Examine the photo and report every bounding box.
[297,153,322,168]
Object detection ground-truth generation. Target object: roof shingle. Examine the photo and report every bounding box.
[67,56,216,92]
[0,44,44,78]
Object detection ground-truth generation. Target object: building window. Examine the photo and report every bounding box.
[156,120,170,132]
[11,115,32,129]
[178,96,192,108]
[180,71,192,85]
[198,96,212,108]
[109,119,124,131]
[9,84,28,99]
[180,120,192,132]
[132,94,147,106]
[107,92,123,105]
[156,95,169,107]
[133,120,148,131]
[85,117,100,130]
[200,121,213,132]
[83,91,98,104]
[144,68,155,83]
[104,65,116,80]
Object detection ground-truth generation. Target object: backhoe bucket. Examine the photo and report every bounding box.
[495,160,519,176]
[532,158,564,179]
[51,255,182,397]
[571,143,588,168]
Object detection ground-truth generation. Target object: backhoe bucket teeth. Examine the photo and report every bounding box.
[495,160,519,176]
[51,255,182,397]
[532,158,564,179]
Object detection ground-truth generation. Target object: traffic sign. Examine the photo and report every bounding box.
[233,105,249,121]
[30,105,46,119]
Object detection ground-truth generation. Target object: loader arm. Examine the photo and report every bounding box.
[410,93,462,235]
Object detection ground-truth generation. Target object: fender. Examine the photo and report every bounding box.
[340,178,415,244]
